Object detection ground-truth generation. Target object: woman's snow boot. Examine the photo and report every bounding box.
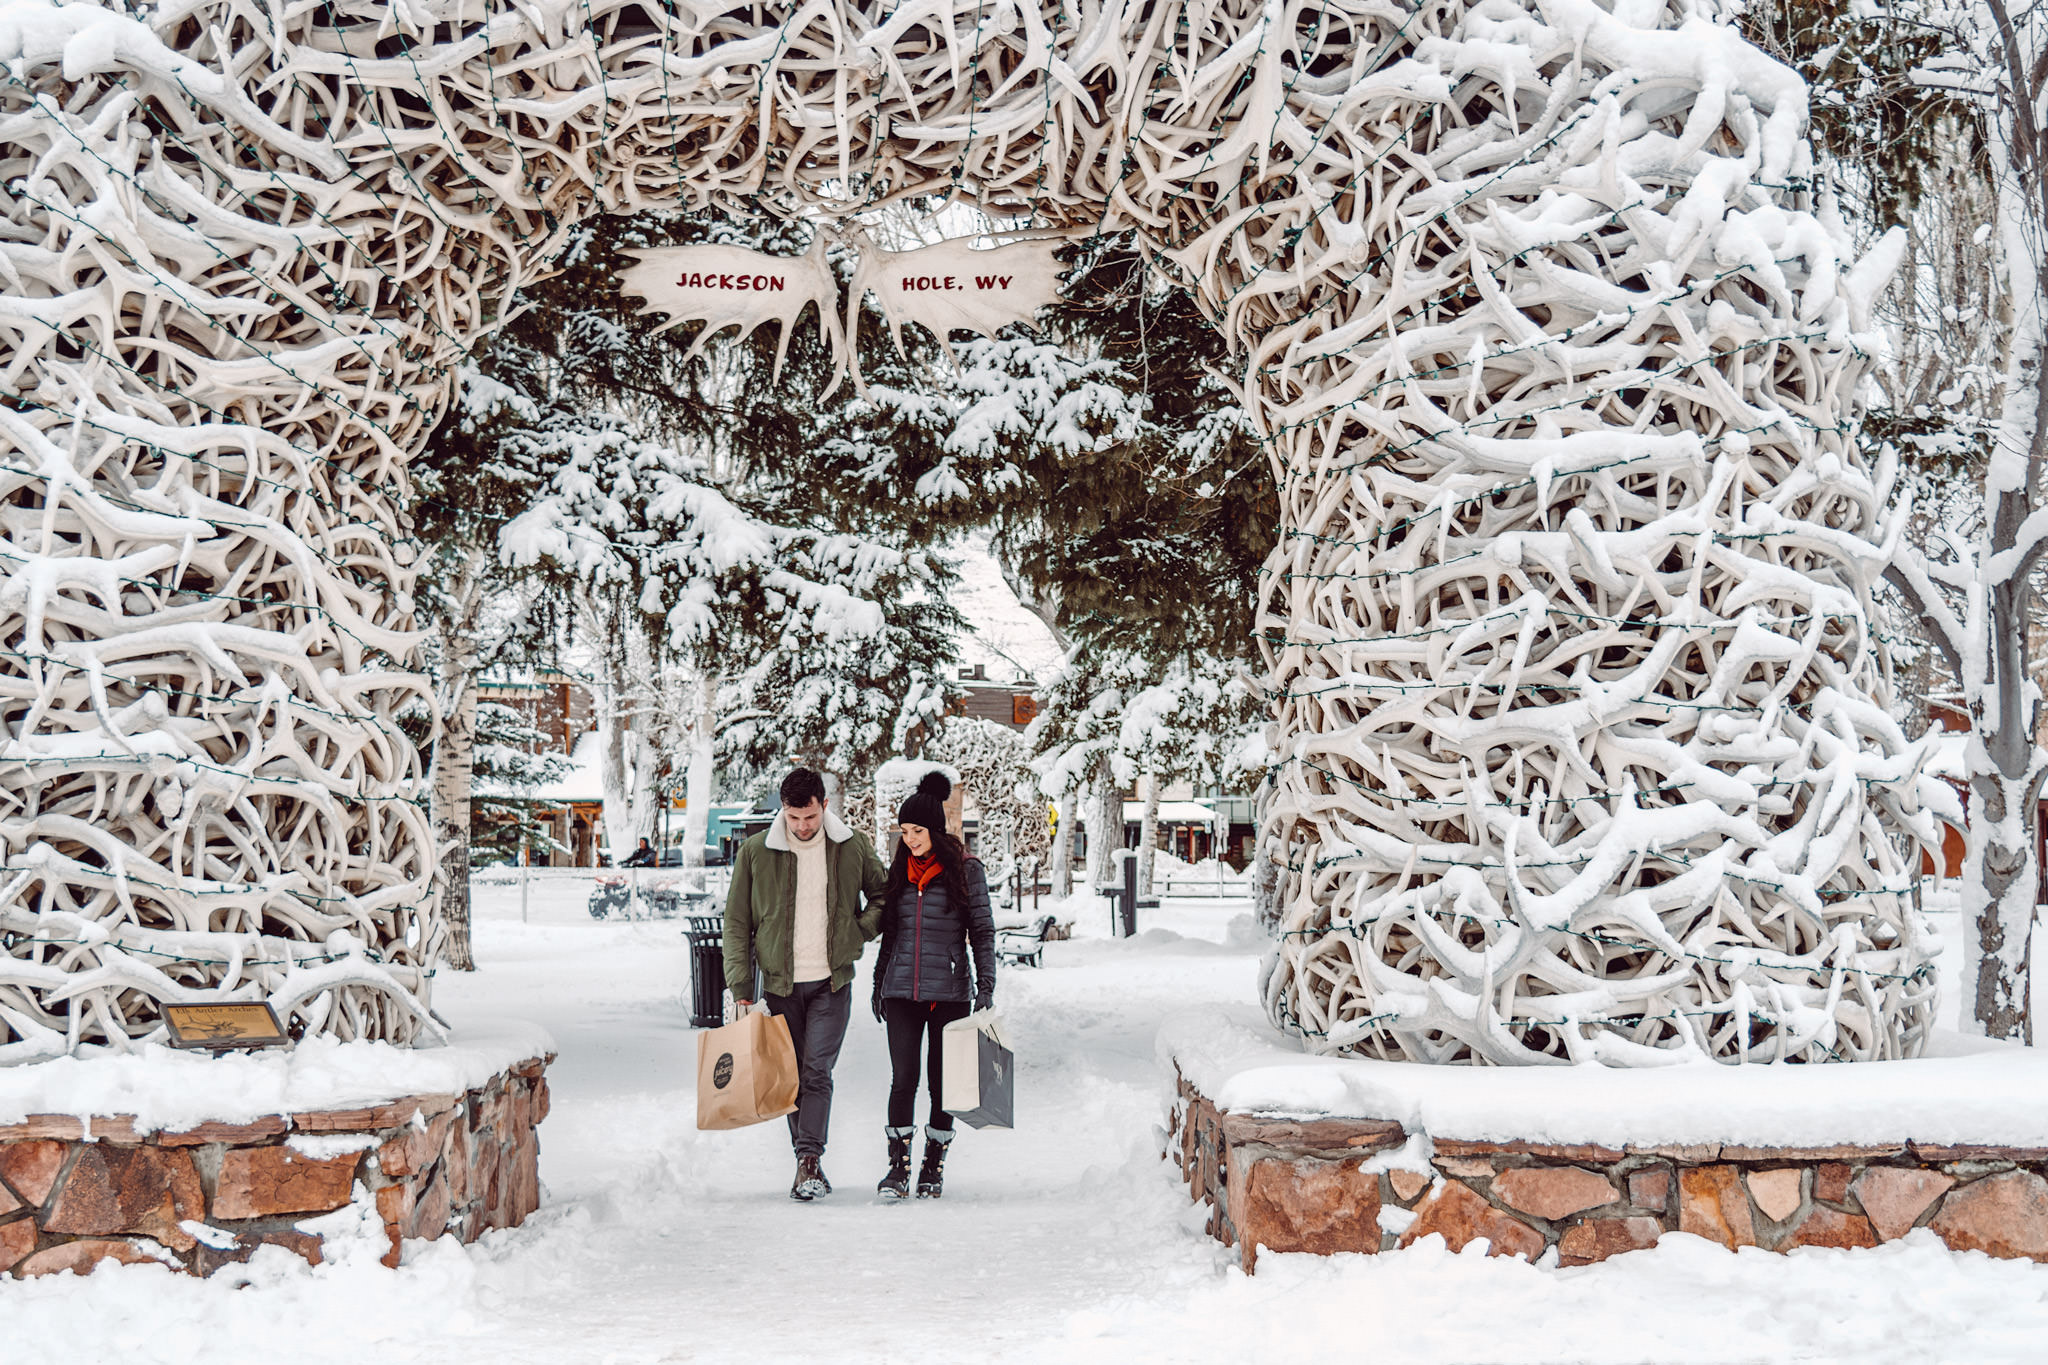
[878,1127,915,1200]
[915,1125,955,1199]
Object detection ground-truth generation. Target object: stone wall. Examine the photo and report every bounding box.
[1173,1073,2048,1273]
[0,1056,550,1277]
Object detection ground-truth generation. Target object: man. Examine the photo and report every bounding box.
[622,837,656,868]
[723,767,888,1200]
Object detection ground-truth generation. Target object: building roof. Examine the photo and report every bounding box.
[477,730,607,804]
[1122,800,1221,825]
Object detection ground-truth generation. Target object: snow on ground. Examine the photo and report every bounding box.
[4,885,2047,1363]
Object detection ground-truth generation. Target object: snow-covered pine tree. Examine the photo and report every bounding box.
[784,234,1276,895]
[478,208,964,824]
[786,234,1275,664]
[1110,656,1265,896]
[925,716,1052,897]
[469,701,574,862]
[413,370,568,969]
[1027,644,1151,894]
[715,535,963,807]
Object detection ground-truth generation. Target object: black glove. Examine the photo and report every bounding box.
[871,987,885,1023]
[973,993,993,1014]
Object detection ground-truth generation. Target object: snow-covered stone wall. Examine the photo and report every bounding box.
[0,0,1934,1065]
[0,1051,550,1277]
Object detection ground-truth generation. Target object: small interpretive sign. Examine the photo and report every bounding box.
[163,1002,291,1052]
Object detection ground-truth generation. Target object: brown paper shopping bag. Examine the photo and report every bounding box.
[696,1007,800,1130]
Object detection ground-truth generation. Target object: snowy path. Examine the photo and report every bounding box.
[5,889,2048,1364]
[430,895,1256,1363]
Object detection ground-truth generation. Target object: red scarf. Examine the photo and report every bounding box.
[906,854,942,890]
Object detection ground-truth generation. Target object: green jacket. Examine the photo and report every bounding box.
[722,809,889,998]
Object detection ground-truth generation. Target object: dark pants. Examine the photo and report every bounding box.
[883,998,971,1130]
[765,980,851,1158]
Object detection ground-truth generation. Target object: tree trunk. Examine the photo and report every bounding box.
[1137,774,1162,896]
[1962,759,2039,1040]
[681,674,715,872]
[1085,765,1120,891]
[598,675,633,868]
[431,550,485,972]
[1966,2,2048,1041]
[1054,791,1074,897]
[628,723,663,846]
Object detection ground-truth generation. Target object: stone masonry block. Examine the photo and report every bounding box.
[0,1140,68,1207]
[0,1216,36,1274]
[1928,1170,2048,1261]
[1492,1167,1619,1222]
[213,1146,359,1221]
[43,1145,204,1250]
[1558,1216,1661,1266]
[1679,1165,1757,1250]
[1627,1167,1670,1213]
[1852,1167,1953,1241]
[1230,1153,1381,1272]
[1398,1179,1545,1261]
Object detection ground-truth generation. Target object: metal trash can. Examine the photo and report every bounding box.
[685,915,728,1028]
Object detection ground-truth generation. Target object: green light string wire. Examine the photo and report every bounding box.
[1273,425,1868,565]
[1275,844,1929,910]
[1273,913,1938,988]
[1253,256,1794,425]
[0,633,419,740]
[1263,321,1856,456]
[6,934,398,968]
[0,750,430,810]
[1272,993,1868,1060]
[1257,601,1893,649]
[1153,1,1430,314]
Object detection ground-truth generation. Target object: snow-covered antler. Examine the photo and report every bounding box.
[0,0,1933,1065]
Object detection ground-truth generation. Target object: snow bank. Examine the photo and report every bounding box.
[1161,1007,2048,1149]
[0,1017,553,1133]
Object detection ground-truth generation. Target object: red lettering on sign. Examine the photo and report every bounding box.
[670,272,790,291]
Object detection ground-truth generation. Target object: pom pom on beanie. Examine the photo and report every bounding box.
[896,769,951,833]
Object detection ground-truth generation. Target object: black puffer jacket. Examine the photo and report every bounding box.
[875,859,997,1006]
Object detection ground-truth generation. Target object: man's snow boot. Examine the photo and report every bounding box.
[792,1154,828,1201]
[915,1125,954,1199]
[878,1127,915,1200]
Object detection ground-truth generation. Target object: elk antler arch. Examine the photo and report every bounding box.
[0,0,1938,1065]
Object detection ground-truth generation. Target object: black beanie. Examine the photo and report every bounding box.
[896,769,951,834]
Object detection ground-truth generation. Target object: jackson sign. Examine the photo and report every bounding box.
[620,237,1064,386]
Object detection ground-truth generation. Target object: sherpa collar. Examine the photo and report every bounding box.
[765,808,853,851]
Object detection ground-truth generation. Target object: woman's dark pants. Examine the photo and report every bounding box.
[883,997,972,1129]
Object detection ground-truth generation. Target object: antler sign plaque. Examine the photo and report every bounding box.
[620,237,1064,385]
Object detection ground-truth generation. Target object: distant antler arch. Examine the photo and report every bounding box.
[0,0,1936,1064]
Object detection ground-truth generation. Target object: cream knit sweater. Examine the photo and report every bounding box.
[789,825,829,984]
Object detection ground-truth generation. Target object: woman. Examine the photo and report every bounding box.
[871,770,996,1200]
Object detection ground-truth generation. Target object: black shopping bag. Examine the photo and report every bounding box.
[941,1013,1014,1129]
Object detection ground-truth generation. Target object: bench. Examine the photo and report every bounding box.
[996,915,1061,969]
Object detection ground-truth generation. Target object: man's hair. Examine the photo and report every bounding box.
[780,767,827,810]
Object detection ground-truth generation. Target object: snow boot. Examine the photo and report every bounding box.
[791,1154,828,1202]
[878,1127,915,1200]
[915,1125,955,1199]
